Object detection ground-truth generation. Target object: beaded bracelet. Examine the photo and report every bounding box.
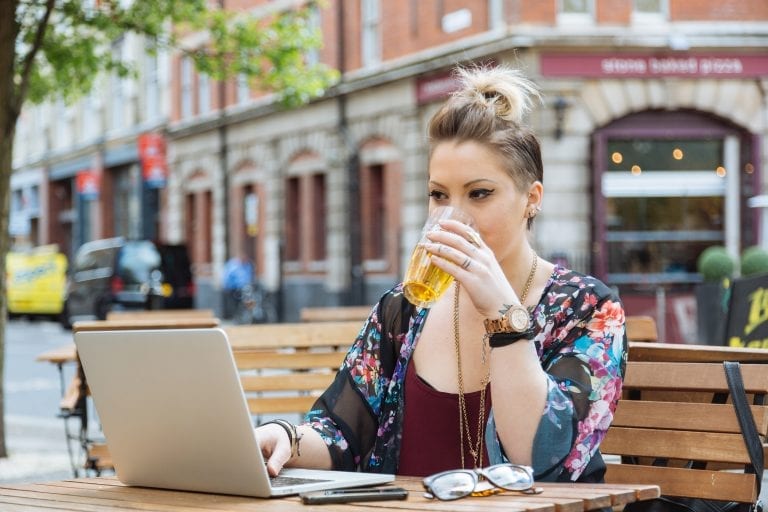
[262,419,303,458]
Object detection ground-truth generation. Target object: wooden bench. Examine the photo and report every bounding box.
[299,305,372,322]
[105,309,215,321]
[625,315,658,343]
[224,321,361,422]
[603,361,767,504]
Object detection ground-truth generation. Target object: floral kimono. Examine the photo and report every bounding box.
[304,266,627,481]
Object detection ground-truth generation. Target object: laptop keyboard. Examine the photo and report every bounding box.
[270,475,331,487]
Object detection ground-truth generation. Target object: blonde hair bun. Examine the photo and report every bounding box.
[453,65,541,123]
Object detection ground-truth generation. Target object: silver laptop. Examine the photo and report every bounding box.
[74,328,394,497]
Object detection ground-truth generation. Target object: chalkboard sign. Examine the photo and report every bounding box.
[724,273,768,348]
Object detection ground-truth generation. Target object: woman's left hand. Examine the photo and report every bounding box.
[424,219,520,317]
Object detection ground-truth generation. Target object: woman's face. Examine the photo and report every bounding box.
[427,140,536,264]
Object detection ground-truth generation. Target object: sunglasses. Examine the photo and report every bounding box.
[422,463,542,501]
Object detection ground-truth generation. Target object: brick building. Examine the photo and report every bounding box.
[11,1,768,336]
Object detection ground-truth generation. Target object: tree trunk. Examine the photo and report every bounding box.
[0,0,21,459]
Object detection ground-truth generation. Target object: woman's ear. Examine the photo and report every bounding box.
[526,181,543,215]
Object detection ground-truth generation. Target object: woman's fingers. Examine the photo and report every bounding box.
[257,424,293,477]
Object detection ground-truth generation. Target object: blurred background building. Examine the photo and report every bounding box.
[10,0,768,338]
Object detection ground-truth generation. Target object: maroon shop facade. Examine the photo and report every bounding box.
[539,51,767,343]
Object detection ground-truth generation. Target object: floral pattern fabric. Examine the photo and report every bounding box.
[304,266,627,481]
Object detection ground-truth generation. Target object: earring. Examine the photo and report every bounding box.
[528,205,541,218]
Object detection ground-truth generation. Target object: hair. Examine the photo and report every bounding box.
[427,64,544,227]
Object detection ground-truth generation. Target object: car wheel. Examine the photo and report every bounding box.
[59,301,72,330]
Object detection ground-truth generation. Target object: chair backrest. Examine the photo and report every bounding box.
[603,361,768,503]
[625,315,658,342]
[105,309,215,321]
[223,321,362,422]
[299,306,372,322]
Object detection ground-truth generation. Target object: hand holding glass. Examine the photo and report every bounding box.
[403,206,475,308]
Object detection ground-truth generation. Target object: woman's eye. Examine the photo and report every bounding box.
[470,188,494,199]
[428,190,447,200]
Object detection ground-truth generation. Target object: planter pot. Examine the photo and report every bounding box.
[695,282,729,345]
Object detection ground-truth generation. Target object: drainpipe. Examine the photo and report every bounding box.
[337,0,365,305]
[219,0,230,263]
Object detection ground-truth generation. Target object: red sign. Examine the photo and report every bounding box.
[138,133,167,188]
[540,53,768,78]
[76,170,100,200]
[416,71,460,105]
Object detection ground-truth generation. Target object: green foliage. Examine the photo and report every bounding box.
[740,246,768,277]
[696,246,735,283]
[15,0,338,108]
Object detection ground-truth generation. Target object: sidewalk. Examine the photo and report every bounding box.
[0,414,80,484]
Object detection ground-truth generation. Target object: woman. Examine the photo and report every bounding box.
[257,64,627,482]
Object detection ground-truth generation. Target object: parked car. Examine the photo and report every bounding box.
[60,238,194,328]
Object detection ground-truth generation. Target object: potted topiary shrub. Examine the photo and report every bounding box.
[740,246,768,277]
[696,246,735,345]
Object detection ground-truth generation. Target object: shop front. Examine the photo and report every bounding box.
[540,51,767,342]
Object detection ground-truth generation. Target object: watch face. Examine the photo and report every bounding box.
[509,307,530,332]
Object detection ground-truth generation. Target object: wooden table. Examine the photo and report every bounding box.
[0,477,659,511]
[629,341,768,363]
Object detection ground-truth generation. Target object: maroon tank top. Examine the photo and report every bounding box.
[397,361,492,476]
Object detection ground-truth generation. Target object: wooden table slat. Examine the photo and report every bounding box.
[0,478,659,511]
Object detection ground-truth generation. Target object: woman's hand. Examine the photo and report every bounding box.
[424,219,519,317]
[256,423,293,477]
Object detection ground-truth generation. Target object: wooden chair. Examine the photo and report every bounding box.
[603,361,767,504]
[299,305,372,323]
[223,321,361,424]
[105,308,215,321]
[625,315,658,343]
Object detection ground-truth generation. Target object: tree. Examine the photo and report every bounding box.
[0,0,337,457]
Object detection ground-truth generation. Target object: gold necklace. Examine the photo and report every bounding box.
[454,250,538,469]
[519,250,538,307]
[454,282,489,470]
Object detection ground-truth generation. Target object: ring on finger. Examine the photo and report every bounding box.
[461,257,472,270]
[466,230,482,247]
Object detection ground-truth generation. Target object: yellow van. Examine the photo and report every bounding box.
[7,246,67,318]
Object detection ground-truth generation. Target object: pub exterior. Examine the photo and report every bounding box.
[11,1,768,337]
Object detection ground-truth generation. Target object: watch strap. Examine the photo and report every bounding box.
[488,329,533,348]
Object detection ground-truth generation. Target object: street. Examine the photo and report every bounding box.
[0,318,81,483]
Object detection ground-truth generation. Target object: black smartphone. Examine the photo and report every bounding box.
[300,486,409,505]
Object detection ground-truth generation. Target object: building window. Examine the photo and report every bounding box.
[144,43,160,121]
[198,72,210,115]
[361,164,386,260]
[632,0,667,23]
[310,173,326,261]
[180,56,193,119]
[202,190,212,263]
[285,177,301,261]
[558,0,593,24]
[110,39,126,132]
[604,138,726,288]
[306,4,321,66]
[185,193,195,264]
[237,74,250,105]
[361,0,381,67]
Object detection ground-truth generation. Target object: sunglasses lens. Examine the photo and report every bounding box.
[429,472,475,500]
[486,465,534,490]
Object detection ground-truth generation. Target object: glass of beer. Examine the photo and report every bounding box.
[403,206,475,308]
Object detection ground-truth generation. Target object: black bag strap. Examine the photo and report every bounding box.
[723,361,764,499]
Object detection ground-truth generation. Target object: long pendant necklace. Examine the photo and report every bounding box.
[454,249,538,469]
[454,282,489,470]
